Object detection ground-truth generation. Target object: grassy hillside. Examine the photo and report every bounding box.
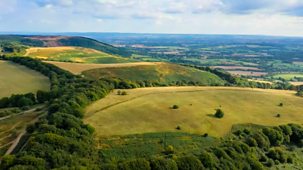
[44,61,160,74]
[83,63,225,85]
[0,60,50,98]
[0,35,131,57]
[25,47,133,64]
[85,87,303,137]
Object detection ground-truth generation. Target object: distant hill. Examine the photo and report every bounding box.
[82,62,225,86]
[25,46,134,64]
[0,35,131,57]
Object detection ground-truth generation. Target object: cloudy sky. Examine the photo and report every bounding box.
[1,0,303,36]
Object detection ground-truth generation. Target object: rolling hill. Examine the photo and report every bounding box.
[82,62,225,85]
[25,47,133,64]
[85,87,303,137]
[0,35,131,57]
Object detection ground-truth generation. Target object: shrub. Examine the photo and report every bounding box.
[262,128,284,146]
[214,109,224,118]
[100,163,118,170]
[172,105,179,109]
[198,151,218,168]
[267,148,287,163]
[150,158,178,170]
[121,91,127,95]
[176,156,204,170]
[118,159,151,170]
[176,126,181,130]
[164,145,175,155]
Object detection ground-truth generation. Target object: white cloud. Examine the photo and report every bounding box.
[0,0,303,36]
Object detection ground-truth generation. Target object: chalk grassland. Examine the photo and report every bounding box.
[44,61,161,74]
[85,87,303,137]
[0,61,50,98]
[82,63,225,85]
[25,47,132,64]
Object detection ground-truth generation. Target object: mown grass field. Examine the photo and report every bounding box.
[85,87,303,137]
[83,63,224,85]
[25,47,132,64]
[0,60,50,98]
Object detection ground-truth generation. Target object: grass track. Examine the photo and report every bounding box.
[85,87,303,137]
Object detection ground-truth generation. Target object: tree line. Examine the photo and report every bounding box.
[0,56,115,169]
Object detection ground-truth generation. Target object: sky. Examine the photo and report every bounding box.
[1,0,303,36]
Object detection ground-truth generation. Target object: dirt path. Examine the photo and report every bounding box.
[0,107,39,122]
[4,130,25,155]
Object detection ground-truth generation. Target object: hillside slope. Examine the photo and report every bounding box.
[0,60,50,98]
[0,35,131,57]
[25,47,133,64]
[85,87,303,137]
[82,62,225,86]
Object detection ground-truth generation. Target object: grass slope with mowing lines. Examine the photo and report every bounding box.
[85,87,303,137]
[0,60,50,98]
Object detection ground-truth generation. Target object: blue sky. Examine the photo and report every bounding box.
[1,0,303,36]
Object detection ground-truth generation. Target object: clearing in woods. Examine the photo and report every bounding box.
[25,47,132,64]
[85,86,303,137]
[0,60,50,98]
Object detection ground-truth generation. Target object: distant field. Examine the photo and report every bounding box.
[290,82,303,86]
[273,73,303,80]
[83,63,224,85]
[25,47,132,64]
[0,60,50,98]
[248,79,273,84]
[85,87,303,137]
[45,61,161,74]
[227,70,268,77]
[211,66,261,71]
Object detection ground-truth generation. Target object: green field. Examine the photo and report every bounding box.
[273,73,303,80]
[25,47,133,64]
[85,87,303,137]
[83,63,224,85]
[0,60,50,98]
